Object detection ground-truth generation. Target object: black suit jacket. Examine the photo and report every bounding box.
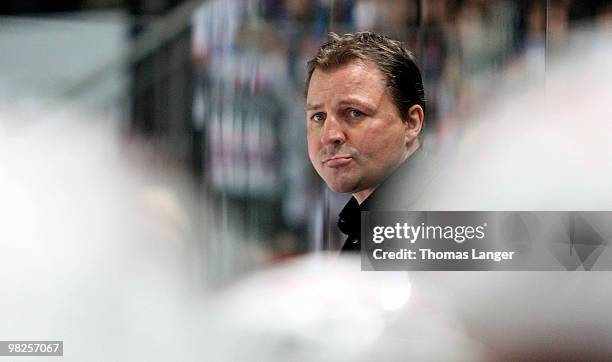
[338,148,437,253]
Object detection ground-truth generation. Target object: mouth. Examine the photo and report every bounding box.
[322,155,353,168]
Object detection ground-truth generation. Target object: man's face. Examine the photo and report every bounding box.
[306,60,411,201]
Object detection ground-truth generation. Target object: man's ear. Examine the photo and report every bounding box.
[404,104,424,144]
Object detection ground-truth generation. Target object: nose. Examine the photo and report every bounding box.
[320,116,346,145]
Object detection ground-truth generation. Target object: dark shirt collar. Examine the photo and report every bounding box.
[338,195,361,237]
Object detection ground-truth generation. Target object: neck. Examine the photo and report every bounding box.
[352,140,420,205]
[353,188,374,204]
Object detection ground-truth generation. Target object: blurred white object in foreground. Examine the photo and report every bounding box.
[0,102,201,361]
[414,27,612,360]
[205,254,483,362]
[426,28,612,211]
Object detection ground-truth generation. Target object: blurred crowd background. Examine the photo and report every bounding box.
[2,0,612,285]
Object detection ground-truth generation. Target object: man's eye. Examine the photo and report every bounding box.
[311,113,326,123]
[349,109,363,118]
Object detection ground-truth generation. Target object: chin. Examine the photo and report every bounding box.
[326,180,359,194]
[329,186,353,194]
[320,170,364,194]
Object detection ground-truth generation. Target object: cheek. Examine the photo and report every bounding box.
[306,135,321,166]
[355,126,405,163]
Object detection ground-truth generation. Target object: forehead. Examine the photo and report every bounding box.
[306,60,387,103]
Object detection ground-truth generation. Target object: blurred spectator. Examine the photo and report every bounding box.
[548,0,572,52]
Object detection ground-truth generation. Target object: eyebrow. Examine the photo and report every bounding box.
[305,103,322,111]
[337,97,376,113]
[305,97,376,112]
